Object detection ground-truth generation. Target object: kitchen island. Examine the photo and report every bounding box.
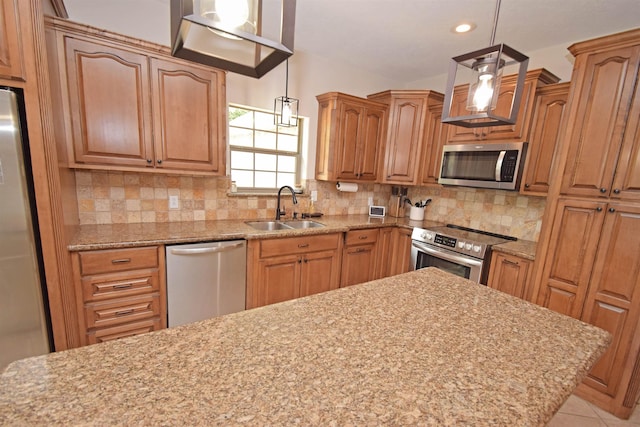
[0,268,609,426]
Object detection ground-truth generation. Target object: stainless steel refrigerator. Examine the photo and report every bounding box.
[0,88,51,370]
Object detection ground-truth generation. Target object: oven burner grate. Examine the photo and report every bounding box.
[446,224,517,241]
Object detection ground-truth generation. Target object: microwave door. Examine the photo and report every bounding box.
[495,150,506,182]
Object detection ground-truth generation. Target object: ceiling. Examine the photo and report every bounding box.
[62,0,640,83]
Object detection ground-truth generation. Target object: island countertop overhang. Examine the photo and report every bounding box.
[0,268,609,426]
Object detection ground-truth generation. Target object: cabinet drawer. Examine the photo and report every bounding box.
[85,293,160,329]
[86,318,161,345]
[259,233,340,258]
[78,247,159,275]
[82,270,159,302]
[345,228,379,246]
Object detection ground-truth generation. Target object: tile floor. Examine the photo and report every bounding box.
[548,395,640,426]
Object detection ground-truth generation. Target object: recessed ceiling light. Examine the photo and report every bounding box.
[453,22,476,33]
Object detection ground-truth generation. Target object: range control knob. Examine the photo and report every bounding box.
[473,245,482,253]
[464,243,472,251]
[458,241,465,249]
[420,231,427,239]
[425,232,434,241]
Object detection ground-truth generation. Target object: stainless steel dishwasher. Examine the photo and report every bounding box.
[165,240,246,327]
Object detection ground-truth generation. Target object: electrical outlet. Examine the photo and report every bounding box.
[368,196,373,206]
[311,190,318,202]
[169,195,179,209]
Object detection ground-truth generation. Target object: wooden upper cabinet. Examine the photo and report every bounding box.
[367,90,443,185]
[520,82,570,195]
[0,0,23,80]
[560,42,640,200]
[64,37,154,168]
[150,58,225,173]
[46,18,226,175]
[419,98,448,186]
[315,92,387,182]
[445,68,559,143]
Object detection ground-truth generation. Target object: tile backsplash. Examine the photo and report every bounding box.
[75,170,546,241]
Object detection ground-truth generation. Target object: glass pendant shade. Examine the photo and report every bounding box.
[171,0,296,78]
[466,57,504,113]
[274,96,298,127]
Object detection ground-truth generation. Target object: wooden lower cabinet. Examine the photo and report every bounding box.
[246,233,342,309]
[71,246,166,346]
[487,252,533,300]
[341,229,378,287]
[375,227,413,280]
[537,198,640,418]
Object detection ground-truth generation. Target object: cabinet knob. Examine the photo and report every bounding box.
[524,183,530,188]
[146,159,152,164]
[157,159,163,164]
[298,258,302,264]
[613,188,621,194]
[608,207,616,213]
[596,207,603,212]
[600,188,607,193]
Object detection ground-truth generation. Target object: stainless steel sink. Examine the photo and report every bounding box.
[245,221,293,231]
[282,220,325,229]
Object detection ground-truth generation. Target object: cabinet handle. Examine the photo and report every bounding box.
[298,258,302,264]
[115,309,134,316]
[157,159,163,164]
[524,183,530,188]
[503,259,519,266]
[146,159,152,164]
[298,243,309,248]
[608,207,616,213]
[358,235,368,240]
[600,188,607,193]
[303,258,308,263]
[355,248,366,253]
[613,189,621,194]
[596,207,603,212]
[112,283,134,290]
[111,258,131,264]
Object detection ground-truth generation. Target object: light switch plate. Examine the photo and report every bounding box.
[169,195,179,209]
[311,190,318,202]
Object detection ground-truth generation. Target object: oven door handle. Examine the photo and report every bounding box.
[412,240,483,268]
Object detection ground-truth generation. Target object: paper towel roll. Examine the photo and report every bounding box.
[336,182,358,192]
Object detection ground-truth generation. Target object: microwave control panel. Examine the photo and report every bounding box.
[434,234,456,248]
[500,150,519,181]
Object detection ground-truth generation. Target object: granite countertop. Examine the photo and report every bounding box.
[491,239,537,260]
[65,215,444,251]
[0,268,609,426]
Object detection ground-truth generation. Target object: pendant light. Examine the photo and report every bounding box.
[442,0,529,128]
[274,59,299,127]
[171,0,296,78]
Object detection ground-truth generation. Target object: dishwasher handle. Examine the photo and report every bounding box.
[169,241,244,255]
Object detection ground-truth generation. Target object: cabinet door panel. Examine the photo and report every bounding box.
[420,105,447,186]
[65,37,153,167]
[359,107,385,181]
[521,83,569,195]
[257,255,301,306]
[391,227,413,276]
[341,244,376,287]
[611,76,640,201]
[487,253,532,299]
[561,46,640,197]
[537,199,606,318]
[336,102,363,180]
[0,0,23,80]
[383,98,424,183]
[150,58,224,173]
[580,204,640,396]
[300,250,340,297]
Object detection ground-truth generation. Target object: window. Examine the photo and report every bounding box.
[228,104,303,192]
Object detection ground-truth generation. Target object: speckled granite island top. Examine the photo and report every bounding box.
[0,268,608,426]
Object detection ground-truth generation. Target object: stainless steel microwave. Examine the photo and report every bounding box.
[438,142,528,190]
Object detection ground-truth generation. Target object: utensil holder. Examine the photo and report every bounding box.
[409,206,425,221]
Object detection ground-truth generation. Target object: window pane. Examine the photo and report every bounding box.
[231,151,254,170]
[278,155,296,173]
[279,121,298,134]
[229,127,253,147]
[255,153,277,171]
[278,133,298,152]
[254,111,277,132]
[277,173,296,188]
[231,170,254,188]
[255,171,276,188]
[229,107,252,127]
[255,131,276,150]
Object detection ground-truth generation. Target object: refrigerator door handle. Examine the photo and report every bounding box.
[169,241,244,255]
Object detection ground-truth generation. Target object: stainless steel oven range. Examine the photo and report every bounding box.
[410,224,516,284]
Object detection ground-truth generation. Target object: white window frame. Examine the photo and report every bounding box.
[228,103,303,193]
